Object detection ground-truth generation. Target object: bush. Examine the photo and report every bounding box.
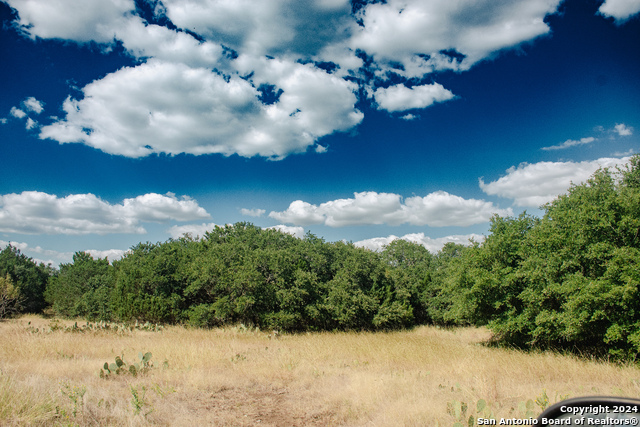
[0,274,23,319]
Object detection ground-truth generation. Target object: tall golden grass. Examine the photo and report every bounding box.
[1,315,639,426]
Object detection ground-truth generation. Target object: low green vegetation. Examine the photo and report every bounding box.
[3,155,640,361]
[100,352,153,379]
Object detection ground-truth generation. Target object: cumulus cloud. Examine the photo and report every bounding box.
[0,191,210,235]
[22,97,44,114]
[85,248,127,262]
[121,192,209,222]
[0,239,72,266]
[614,123,634,136]
[116,16,223,67]
[265,225,306,239]
[598,0,640,23]
[161,0,353,58]
[167,222,305,240]
[354,232,484,253]
[8,97,45,129]
[7,0,564,159]
[240,208,266,217]
[0,239,127,265]
[39,58,362,159]
[6,0,134,43]
[315,144,329,154]
[10,107,26,119]
[374,83,455,113]
[350,0,562,76]
[168,222,219,239]
[25,117,38,130]
[269,200,326,226]
[269,191,511,228]
[479,156,632,207]
[541,136,596,151]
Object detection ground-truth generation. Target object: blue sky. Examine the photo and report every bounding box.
[1,0,639,266]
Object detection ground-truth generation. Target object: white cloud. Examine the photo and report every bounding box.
[614,123,634,136]
[0,191,210,235]
[401,191,513,227]
[265,225,305,239]
[240,208,266,217]
[354,232,484,253]
[400,114,417,121]
[541,136,596,151]
[598,0,640,23]
[115,16,223,67]
[374,83,455,113]
[10,107,26,119]
[232,55,364,156]
[0,239,127,265]
[6,0,134,43]
[7,0,222,65]
[352,236,396,252]
[9,98,44,129]
[40,58,362,159]
[269,200,326,226]
[315,144,328,154]
[269,191,511,228]
[351,0,562,77]
[161,0,353,58]
[0,239,71,265]
[25,117,38,130]
[121,192,210,222]
[541,124,633,151]
[86,248,127,262]
[8,0,566,159]
[167,222,305,240]
[479,156,632,207]
[612,148,636,157]
[167,222,219,239]
[22,97,44,114]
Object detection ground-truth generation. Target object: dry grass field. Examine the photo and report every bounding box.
[1,315,639,426]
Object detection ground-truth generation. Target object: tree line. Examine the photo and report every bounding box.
[2,155,639,360]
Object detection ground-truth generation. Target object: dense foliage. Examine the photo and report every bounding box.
[105,226,433,331]
[4,155,640,361]
[0,245,52,313]
[428,157,640,359]
[32,225,432,331]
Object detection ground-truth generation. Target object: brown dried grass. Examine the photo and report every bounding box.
[1,315,638,426]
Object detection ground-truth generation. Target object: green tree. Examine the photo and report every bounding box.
[426,242,477,325]
[45,252,114,319]
[0,274,23,319]
[488,157,640,358]
[0,245,51,313]
[380,239,433,326]
[112,238,193,323]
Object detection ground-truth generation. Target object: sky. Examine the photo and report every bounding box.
[1,0,639,267]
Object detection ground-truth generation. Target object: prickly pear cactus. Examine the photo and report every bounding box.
[100,352,154,379]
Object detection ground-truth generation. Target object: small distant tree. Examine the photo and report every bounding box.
[0,274,23,319]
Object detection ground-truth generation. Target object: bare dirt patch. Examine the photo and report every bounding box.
[174,384,333,426]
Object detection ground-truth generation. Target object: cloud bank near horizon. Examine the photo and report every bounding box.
[0,191,210,235]
[479,156,633,207]
[269,191,513,227]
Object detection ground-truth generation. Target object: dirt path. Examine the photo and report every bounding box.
[176,383,335,426]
